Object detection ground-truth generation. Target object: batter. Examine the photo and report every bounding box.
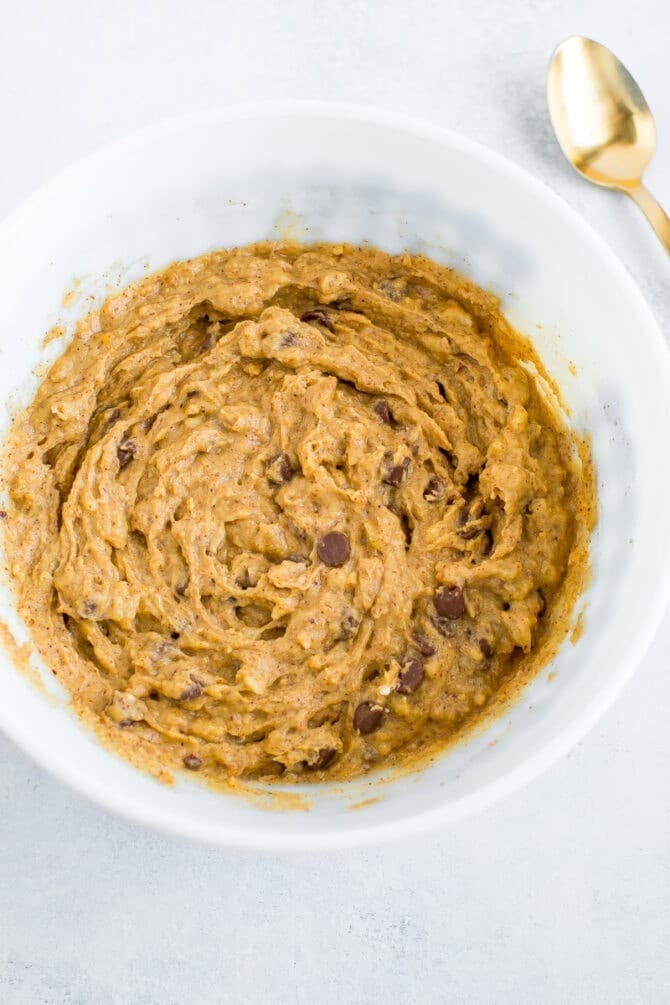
[2,242,595,782]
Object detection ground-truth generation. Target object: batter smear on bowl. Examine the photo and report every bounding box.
[2,242,595,783]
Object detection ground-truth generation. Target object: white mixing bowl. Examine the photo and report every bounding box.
[1,103,669,850]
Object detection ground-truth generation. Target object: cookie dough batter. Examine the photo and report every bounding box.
[3,243,594,782]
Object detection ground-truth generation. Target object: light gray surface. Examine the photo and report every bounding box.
[1,1,669,1002]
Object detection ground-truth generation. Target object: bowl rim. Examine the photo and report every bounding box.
[2,99,670,851]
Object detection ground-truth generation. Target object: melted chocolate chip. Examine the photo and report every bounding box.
[300,308,335,333]
[353,701,385,735]
[396,659,424,695]
[267,452,295,486]
[383,457,411,487]
[434,586,465,620]
[183,753,203,770]
[431,615,455,638]
[317,532,351,567]
[423,476,444,502]
[412,631,437,657]
[373,399,394,425]
[309,747,337,770]
[117,439,137,469]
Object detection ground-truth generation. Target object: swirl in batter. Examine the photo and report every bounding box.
[3,243,594,782]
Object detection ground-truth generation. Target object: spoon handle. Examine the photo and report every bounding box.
[627,184,670,255]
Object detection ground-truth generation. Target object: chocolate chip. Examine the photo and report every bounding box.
[423,476,444,502]
[353,701,385,735]
[183,753,203,770]
[412,631,437,657]
[479,638,493,659]
[300,308,335,333]
[386,502,402,518]
[267,452,295,486]
[397,659,424,695]
[460,526,479,540]
[181,677,203,701]
[117,438,137,469]
[337,613,360,641]
[383,457,410,487]
[317,531,351,567]
[171,631,180,640]
[373,399,394,425]
[309,747,337,770]
[434,586,465,620]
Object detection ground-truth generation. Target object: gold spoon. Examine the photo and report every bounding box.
[547,35,670,254]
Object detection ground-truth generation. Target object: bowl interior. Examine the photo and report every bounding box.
[0,106,669,849]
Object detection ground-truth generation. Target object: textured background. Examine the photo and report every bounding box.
[1,1,669,1002]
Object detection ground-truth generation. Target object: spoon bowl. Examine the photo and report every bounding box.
[547,36,670,252]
